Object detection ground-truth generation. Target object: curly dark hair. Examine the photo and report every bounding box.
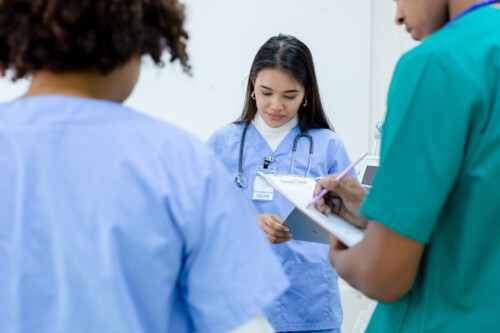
[0,0,190,81]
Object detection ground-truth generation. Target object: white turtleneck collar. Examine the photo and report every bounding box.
[252,112,299,151]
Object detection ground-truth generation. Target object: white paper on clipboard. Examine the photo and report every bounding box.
[260,173,365,247]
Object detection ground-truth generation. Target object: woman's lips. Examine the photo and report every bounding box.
[267,113,284,121]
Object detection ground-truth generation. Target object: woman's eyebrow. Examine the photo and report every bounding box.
[260,85,299,94]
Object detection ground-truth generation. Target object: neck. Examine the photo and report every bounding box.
[23,57,139,103]
[253,113,299,151]
[253,112,299,132]
[448,0,493,18]
[25,70,104,100]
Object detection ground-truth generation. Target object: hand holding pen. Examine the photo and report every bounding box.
[310,152,370,229]
[307,152,367,207]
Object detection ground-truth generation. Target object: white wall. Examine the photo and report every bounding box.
[369,0,417,153]
[125,0,372,160]
[0,77,29,101]
[0,0,371,158]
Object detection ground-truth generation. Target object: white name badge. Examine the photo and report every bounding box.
[252,166,276,201]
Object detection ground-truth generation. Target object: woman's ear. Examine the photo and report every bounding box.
[250,72,255,88]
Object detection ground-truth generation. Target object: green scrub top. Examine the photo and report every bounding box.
[361,6,500,332]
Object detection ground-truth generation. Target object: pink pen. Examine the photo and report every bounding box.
[307,152,368,207]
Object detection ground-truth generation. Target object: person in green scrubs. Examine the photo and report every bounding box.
[313,0,500,332]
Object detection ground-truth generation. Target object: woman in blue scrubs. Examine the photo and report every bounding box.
[0,2,287,332]
[207,34,356,333]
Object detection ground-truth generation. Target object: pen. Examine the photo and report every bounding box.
[307,152,368,207]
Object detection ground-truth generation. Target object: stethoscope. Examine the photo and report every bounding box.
[235,121,314,188]
[444,0,500,27]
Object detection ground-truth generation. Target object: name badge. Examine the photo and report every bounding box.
[252,166,276,201]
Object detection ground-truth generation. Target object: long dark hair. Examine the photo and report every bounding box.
[236,34,333,132]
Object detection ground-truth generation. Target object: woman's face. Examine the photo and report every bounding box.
[252,68,306,128]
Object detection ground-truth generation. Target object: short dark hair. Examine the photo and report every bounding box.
[0,0,190,81]
[236,34,333,132]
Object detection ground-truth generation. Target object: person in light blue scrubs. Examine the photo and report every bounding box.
[0,1,288,332]
[207,34,356,333]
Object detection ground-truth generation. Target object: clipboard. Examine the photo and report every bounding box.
[260,174,365,247]
[282,207,330,244]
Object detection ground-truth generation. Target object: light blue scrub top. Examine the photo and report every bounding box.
[207,123,356,332]
[0,96,289,333]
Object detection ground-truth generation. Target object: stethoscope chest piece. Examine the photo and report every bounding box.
[235,172,248,188]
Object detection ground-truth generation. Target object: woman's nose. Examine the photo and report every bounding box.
[270,97,284,111]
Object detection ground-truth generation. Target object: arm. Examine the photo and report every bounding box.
[315,175,425,303]
[319,49,477,303]
[174,144,289,332]
[329,221,424,303]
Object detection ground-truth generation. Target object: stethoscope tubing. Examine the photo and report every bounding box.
[235,121,314,188]
[237,122,250,177]
[291,132,313,177]
[235,122,251,188]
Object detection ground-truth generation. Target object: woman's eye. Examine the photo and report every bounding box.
[285,95,297,100]
[261,92,272,96]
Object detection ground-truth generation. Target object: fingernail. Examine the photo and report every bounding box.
[284,227,289,232]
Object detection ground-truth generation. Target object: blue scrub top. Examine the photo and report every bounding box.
[0,96,289,333]
[207,123,356,332]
